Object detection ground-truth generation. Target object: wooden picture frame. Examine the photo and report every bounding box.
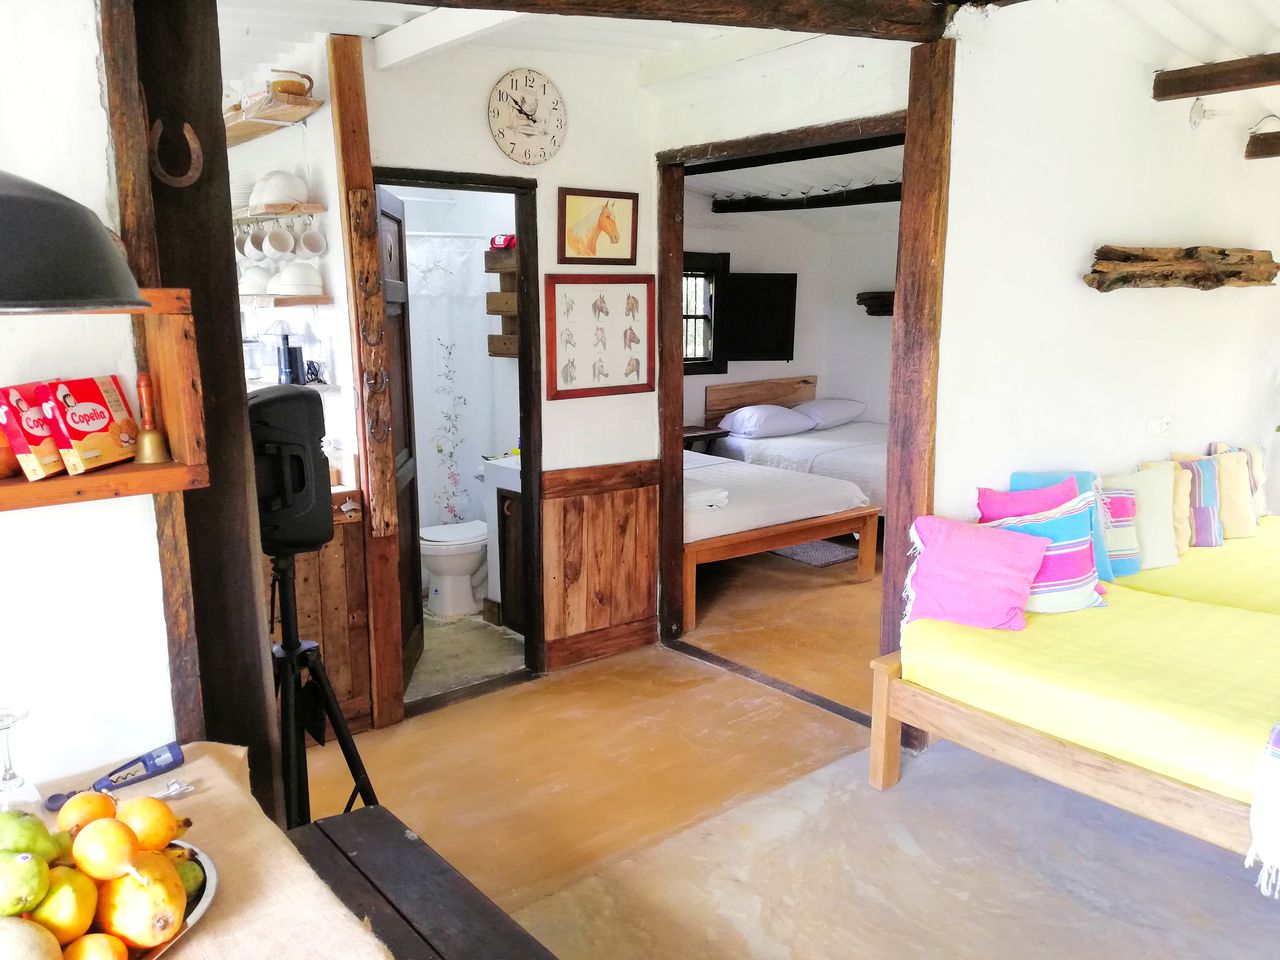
[557,188,639,265]
[546,273,655,400]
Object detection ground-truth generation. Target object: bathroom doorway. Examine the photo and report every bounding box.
[376,169,543,712]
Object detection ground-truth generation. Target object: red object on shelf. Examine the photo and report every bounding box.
[490,234,517,250]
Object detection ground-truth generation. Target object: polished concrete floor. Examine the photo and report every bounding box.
[516,743,1280,959]
[685,541,882,714]
[403,613,525,703]
[310,646,867,911]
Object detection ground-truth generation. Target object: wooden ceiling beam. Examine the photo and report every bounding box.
[1246,130,1280,159]
[712,181,902,212]
[1153,52,1280,101]
[371,0,946,42]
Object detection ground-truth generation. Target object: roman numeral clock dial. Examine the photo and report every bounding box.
[488,68,566,166]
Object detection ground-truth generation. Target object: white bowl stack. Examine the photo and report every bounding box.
[266,262,324,297]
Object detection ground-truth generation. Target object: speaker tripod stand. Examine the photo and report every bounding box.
[270,552,378,829]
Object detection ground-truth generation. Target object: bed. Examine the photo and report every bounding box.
[683,449,878,631]
[867,575,1280,854]
[704,376,889,505]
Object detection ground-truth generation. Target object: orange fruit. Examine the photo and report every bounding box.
[63,932,129,960]
[115,797,188,852]
[71,820,139,882]
[27,865,96,945]
[55,793,116,837]
[94,851,186,949]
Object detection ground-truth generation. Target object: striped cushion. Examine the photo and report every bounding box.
[982,492,1106,613]
[1099,489,1140,577]
[1177,458,1224,547]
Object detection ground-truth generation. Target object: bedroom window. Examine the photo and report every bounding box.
[683,251,729,375]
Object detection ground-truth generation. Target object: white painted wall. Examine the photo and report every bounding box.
[681,192,897,425]
[0,0,175,785]
[935,4,1280,519]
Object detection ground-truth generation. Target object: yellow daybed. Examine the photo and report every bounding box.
[870,563,1280,854]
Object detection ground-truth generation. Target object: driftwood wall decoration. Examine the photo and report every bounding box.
[1084,245,1279,292]
[856,290,895,316]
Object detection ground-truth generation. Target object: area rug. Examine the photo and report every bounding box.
[515,743,1280,960]
[770,538,858,567]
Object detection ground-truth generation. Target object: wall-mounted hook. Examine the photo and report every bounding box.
[149,119,204,189]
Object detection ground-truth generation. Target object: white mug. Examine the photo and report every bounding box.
[234,230,251,261]
[245,226,269,261]
[297,226,326,258]
[264,226,295,260]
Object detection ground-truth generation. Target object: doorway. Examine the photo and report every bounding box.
[374,169,544,712]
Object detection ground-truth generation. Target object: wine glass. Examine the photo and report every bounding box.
[0,706,41,813]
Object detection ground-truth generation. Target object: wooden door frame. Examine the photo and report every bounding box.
[655,39,956,657]
[372,166,546,676]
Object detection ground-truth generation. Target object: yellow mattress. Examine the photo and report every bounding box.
[900,584,1280,802]
[1119,516,1280,615]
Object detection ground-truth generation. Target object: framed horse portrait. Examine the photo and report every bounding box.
[545,273,655,400]
[557,188,639,265]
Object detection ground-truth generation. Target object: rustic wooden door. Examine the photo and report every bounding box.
[375,186,424,683]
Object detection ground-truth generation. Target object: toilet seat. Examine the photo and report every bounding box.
[420,519,487,546]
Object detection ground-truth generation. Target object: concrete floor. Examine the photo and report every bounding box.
[404,614,525,703]
[516,742,1280,960]
[686,543,882,714]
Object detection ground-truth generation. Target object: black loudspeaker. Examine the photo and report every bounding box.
[248,385,333,557]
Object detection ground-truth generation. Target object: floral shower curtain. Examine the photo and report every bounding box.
[406,234,494,526]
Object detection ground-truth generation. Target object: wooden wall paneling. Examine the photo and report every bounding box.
[612,486,640,624]
[542,459,661,498]
[657,163,686,640]
[319,533,353,701]
[100,0,205,747]
[129,0,280,813]
[295,552,323,646]
[329,34,404,727]
[881,39,956,656]
[381,0,943,41]
[583,493,617,632]
[634,485,658,624]
[343,522,373,713]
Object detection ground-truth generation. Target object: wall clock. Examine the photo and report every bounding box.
[488,68,566,166]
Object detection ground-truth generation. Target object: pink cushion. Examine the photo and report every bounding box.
[904,516,1052,631]
[977,476,1079,522]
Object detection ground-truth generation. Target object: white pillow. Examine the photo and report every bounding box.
[719,404,815,439]
[793,398,868,430]
[1102,465,1179,570]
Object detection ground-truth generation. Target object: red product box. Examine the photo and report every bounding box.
[0,381,67,481]
[37,375,138,476]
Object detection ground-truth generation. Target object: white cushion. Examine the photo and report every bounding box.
[793,398,868,430]
[1102,465,1179,570]
[718,404,815,439]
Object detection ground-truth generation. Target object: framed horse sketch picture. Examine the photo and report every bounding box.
[545,274,655,400]
[557,188,639,265]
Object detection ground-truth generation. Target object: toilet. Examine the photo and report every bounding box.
[420,520,488,618]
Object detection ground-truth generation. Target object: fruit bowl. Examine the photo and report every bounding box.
[139,841,217,959]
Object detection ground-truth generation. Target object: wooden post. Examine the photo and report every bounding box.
[880,39,955,656]
[329,35,405,727]
[869,653,903,789]
[657,163,686,639]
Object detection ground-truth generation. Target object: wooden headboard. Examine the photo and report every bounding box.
[704,376,817,427]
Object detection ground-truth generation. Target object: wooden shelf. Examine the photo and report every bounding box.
[233,203,326,223]
[484,249,518,274]
[0,461,209,512]
[240,294,333,308]
[488,334,517,358]
[225,91,326,148]
[856,290,895,316]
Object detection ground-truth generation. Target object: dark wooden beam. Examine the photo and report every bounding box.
[1246,130,1280,159]
[657,163,685,640]
[132,0,281,816]
[367,0,945,41]
[881,38,955,656]
[687,132,905,177]
[1153,52,1280,101]
[659,110,907,168]
[712,182,902,213]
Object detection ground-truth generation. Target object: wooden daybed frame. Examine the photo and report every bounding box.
[868,652,1252,855]
[683,375,881,631]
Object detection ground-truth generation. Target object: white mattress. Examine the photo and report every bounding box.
[715,420,889,506]
[683,450,869,543]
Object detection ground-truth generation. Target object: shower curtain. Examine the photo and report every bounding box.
[406,234,494,526]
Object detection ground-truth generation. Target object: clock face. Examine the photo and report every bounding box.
[488,68,566,166]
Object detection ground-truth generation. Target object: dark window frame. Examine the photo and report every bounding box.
[682,251,730,375]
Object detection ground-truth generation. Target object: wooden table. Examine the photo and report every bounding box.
[683,424,730,453]
[291,805,557,960]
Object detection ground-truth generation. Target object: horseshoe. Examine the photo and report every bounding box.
[367,410,390,443]
[360,318,384,347]
[363,368,388,394]
[358,269,383,299]
[148,119,204,189]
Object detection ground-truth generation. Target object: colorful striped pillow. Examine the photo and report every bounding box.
[981,492,1106,613]
[1177,458,1223,547]
[1009,470,1114,582]
[1099,489,1140,577]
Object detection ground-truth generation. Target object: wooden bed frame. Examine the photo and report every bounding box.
[868,652,1252,855]
[703,375,817,427]
[684,505,879,632]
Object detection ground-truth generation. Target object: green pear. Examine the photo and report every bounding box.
[0,917,61,960]
[0,811,60,863]
[0,851,49,916]
[175,859,206,898]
